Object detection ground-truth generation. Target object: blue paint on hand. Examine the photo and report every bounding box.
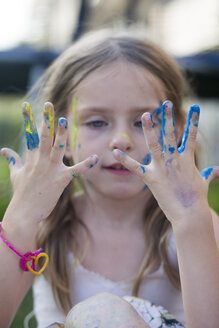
[168,145,175,154]
[24,124,40,150]
[200,167,214,180]
[142,184,148,190]
[140,164,146,174]
[142,153,151,165]
[178,105,200,154]
[8,156,16,165]
[59,118,68,129]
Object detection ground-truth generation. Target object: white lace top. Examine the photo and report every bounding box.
[33,233,185,327]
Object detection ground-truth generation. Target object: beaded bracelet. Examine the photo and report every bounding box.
[0,222,49,275]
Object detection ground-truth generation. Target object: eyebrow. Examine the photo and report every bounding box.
[77,106,158,115]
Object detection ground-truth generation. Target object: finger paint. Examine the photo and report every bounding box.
[59,118,68,129]
[174,188,197,208]
[178,105,200,153]
[72,173,78,178]
[59,144,65,148]
[44,104,54,139]
[200,167,214,180]
[23,103,39,150]
[142,184,148,190]
[142,153,151,165]
[72,97,78,150]
[8,156,15,165]
[162,101,177,154]
[168,145,175,154]
[140,164,146,174]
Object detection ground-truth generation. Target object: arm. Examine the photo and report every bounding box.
[113,100,219,328]
[0,102,98,328]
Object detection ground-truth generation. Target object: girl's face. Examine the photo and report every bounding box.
[66,61,166,199]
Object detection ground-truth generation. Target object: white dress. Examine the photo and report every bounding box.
[33,233,185,328]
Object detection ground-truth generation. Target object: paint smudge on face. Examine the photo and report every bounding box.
[8,156,15,165]
[178,105,200,153]
[140,164,146,174]
[23,103,39,150]
[122,133,130,140]
[44,103,54,139]
[72,97,78,150]
[142,153,151,165]
[201,167,214,180]
[174,187,197,208]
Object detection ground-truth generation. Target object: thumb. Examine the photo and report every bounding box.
[200,166,219,184]
[0,147,23,176]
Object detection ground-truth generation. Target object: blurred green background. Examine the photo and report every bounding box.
[0,95,219,328]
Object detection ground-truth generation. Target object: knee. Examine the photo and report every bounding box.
[65,293,148,328]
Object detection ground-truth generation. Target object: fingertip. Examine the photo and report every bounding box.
[141,112,153,128]
[162,100,173,110]
[88,154,99,168]
[44,101,54,110]
[112,149,126,160]
[191,104,200,115]
[58,117,68,129]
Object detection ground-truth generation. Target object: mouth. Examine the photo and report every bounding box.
[102,163,133,176]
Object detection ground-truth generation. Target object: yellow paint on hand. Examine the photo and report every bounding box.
[24,103,36,134]
[72,98,78,150]
[122,133,130,140]
[45,104,54,139]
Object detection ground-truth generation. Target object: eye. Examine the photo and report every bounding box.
[134,120,143,128]
[86,120,108,128]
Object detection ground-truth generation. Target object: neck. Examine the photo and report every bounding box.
[78,187,151,232]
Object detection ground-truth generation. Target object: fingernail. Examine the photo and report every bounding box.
[89,155,98,168]
[112,149,124,159]
[141,113,152,128]
[59,118,68,129]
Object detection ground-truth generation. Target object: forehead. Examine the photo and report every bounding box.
[73,61,165,113]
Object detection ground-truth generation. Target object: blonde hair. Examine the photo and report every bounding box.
[35,29,188,313]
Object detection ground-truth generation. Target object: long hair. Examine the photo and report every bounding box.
[34,29,188,313]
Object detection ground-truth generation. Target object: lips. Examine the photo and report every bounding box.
[102,163,132,175]
[106,163,128,170]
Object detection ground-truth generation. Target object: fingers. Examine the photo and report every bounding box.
[50,117,68,164]
[161,101,178,156]
[0,147,23,175]
[141,112,162,162]
[178,105,200,155]
[112,149,147,178]
[39,102,55,155]
[22,102,39,151]
[66,155,99,179]
[201,166,219,184]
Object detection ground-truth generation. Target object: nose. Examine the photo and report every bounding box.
[109,133,134,152]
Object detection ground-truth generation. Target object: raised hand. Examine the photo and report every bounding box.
[112,100,219,225]
[1,102,98,223]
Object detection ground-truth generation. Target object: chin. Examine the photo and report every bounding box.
[102,185,145,200]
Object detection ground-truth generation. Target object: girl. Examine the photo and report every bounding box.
[0,29,219,328]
